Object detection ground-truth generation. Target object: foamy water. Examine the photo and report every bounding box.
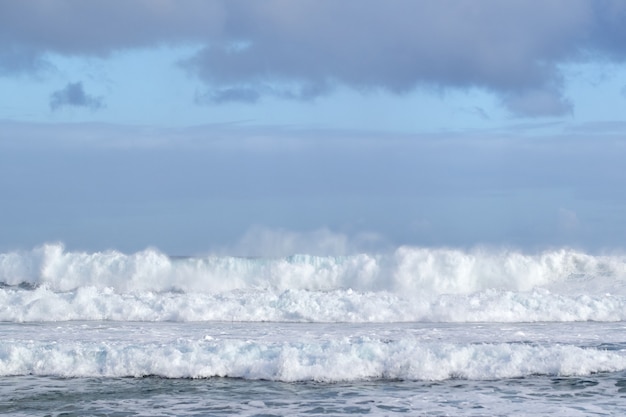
[2,321,626,381]
[3,244,626,294]
[2,244,626,415]
[1,243,625,323]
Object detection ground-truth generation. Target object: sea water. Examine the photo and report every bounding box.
[1,244,626,415]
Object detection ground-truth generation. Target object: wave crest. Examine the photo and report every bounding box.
[1,243,625,295]
[2,244,626,323]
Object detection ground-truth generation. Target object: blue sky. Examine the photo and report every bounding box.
[2,1,626,255]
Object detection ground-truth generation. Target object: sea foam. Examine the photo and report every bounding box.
[1,336,624,381]
[1,243,626,323]
[2,243,625,294]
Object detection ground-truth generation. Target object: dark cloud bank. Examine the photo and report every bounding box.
[1,0,626,116]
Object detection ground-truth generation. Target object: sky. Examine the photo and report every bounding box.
[1,0,626,255]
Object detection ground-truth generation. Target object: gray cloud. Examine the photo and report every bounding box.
[195,86,261,105]
[3,1,626,116]
[50,82,104,111]
[502,90,574,117]
[0,45,50,75]
[195,81,332,105]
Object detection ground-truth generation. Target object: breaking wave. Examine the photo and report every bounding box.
[1,243,626,323]
[2,336,625,381]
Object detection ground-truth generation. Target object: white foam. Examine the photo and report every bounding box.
[2,243,626,294]
[2,243,626,323]
[1,336,624,381]
[1,286,625,323]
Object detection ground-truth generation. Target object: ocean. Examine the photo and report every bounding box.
[1,243,626,415]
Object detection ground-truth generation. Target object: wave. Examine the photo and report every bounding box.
[1,243,626,323]
[1,286,625,323]
[1,336,624,381]
[2,243,626,294]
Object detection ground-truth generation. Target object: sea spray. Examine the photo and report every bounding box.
[2,243,626,294]
[1,244,626,323]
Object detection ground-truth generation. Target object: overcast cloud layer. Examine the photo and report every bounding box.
[2,0,626,116]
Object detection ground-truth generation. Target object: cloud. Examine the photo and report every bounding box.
[49,82,104,111]
[455,106,491,121]
[195,86,261,105]
[502,90,574,117]
[0,45,50,75]
[194,81,332,104]
[3,1,626,116]
[179,0,618,116]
